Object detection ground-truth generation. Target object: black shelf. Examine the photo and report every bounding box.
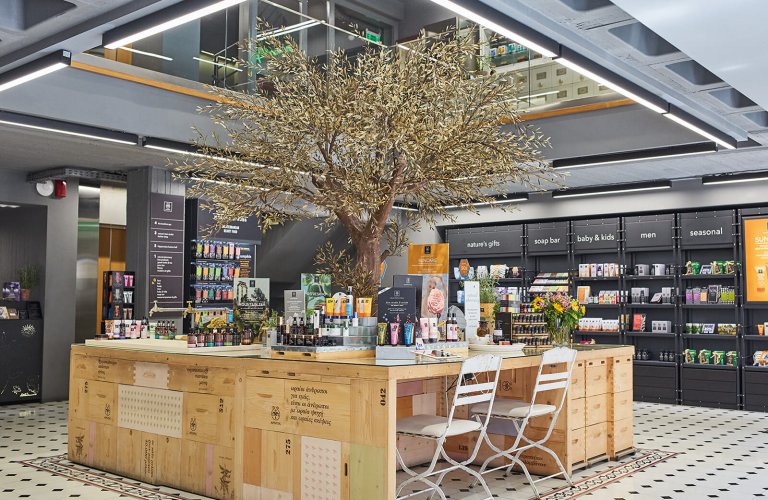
[573,276,620,281]
[573,331,621,336]
[681,274,737,280]
[744,366,768,372]
[108,285,135,290]
[190,281,235,285]
[633,360,676,367]
[744,335,768,341]
[681,303,736,308]
[583,303,621,308]
[449,278,523,284]
[682,364,737,371]
[624,275,675,280]
[625,331,676,338]
[626,303,675,308]
[193,300,234,306]
[191,258,241,263]
[682,334,738,340]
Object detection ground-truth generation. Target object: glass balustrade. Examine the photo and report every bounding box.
[85,0,617,113]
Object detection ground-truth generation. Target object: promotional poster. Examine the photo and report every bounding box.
[301,273,331,318]
[234,278,270,324]
[744,217,768,303]
[407,243,450,322]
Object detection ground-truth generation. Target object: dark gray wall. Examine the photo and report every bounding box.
[0,171,78,402]
[0,206,47,301]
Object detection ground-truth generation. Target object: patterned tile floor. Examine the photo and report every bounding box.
[0,401,765,499]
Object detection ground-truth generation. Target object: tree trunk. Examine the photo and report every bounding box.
[353,235,382,296]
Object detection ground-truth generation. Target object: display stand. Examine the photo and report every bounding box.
[0,300,43,403]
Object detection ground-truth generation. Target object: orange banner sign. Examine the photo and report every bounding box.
[744,217,768,303]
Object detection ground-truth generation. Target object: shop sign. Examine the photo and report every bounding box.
[572,221,619,251]
[196,205,262,242]
[624,218,673,249]
[447,227,522,256]
[149,193,184,313]
[393,275,423,316]
[680,213,732,248]
[284,289,306,320]
[527,223,568,255]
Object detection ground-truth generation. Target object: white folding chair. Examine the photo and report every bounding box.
[471,347,577,498]
[395,354,502,500]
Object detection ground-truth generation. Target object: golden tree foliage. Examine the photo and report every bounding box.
[176,26,557,294]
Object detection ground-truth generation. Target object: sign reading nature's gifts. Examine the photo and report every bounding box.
[407,244,450,322]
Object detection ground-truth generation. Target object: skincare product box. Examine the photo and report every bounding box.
[601,319,620,332]
[634,264,650,276]
[651,320,672,334]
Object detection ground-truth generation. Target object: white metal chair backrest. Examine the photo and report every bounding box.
[530,347,577,416]
[444,355,502,434]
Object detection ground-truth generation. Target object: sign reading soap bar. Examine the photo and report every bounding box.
[377,287,416,322]
[680,211,733,248]
[527,222,568,255]
[446,226,523,256]
[573,220,619,251]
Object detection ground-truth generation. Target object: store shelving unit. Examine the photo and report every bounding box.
[445,208,757,410]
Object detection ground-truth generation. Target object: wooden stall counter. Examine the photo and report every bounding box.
[68,343,633,500]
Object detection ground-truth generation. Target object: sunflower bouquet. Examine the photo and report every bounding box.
[532,292,585,345]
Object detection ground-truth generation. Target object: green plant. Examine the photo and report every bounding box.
[18,265,40,290]
[473,275,498,303]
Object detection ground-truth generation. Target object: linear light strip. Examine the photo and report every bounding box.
[193,57,243,72]
[0,62,68,93]
[557,57,667,114]
[104,0,247,49]
[553,185,670,199]
[443,198,528,209]
[703,176,768,185]
[119,47,173,61]
[664,113,736,150]
[0,119,137,145]
[255,20,322,41]
[555,149,714,170]
[425,0,557,57]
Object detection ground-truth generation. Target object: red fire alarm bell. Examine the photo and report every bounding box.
[53,180,67,199]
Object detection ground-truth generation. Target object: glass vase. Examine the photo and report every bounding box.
[548,320,571,347]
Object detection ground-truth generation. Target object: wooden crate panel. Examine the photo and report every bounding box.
[81,380,117,425]
[586,359,609,397]
[396,396,413,420]
[585,422,608,459]
[570,360,586,400]
[585,393,609,427]
[301,436,343,500]
[117,385,183,438]
[350,444,387,500]
[183,393,235,447]
[609,417,633,456]
[467,432,508,469]
[115,428,143,479]
[69,420,117,472]
[169,365,237,396]
[517,427,566,476]
[351,379,390,447]
[156,435,181,488]
[246,377,352,442]
[397,434,436,468]
[569,397,585,431]
[179,440,235,499]
[243,427,262,487]
[261,430,297,497]
[610,356,633,393]
[570,427,586,467]
[134,362,170,389]
[72,354,135,384]
[611,390,633,422]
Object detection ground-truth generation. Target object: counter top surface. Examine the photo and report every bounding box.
[74,342,631,367]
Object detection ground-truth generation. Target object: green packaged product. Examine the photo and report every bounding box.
[698,349,712,364]
[684,349,697,364]
[726,351,738,366]
[712,351,726,365]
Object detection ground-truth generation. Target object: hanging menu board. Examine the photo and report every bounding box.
[149,193,185,312]
[446,225,523,256]
[195,204,262,242]
[624,215,673,249]
[680,211,734,248]
[743,217,768,303]
[527,222,568,255]
[572,219,619,252]
[238,245,254,278]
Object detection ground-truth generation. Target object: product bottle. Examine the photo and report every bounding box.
[346,286,354,317]
[169,321,177,340]
[403,315,414,346]
[447,313,458,342]
[188,329,198,348]
[342,316,350,337]
[428,318,439,344]
[377,315,388,346]
[390,314,401,346]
